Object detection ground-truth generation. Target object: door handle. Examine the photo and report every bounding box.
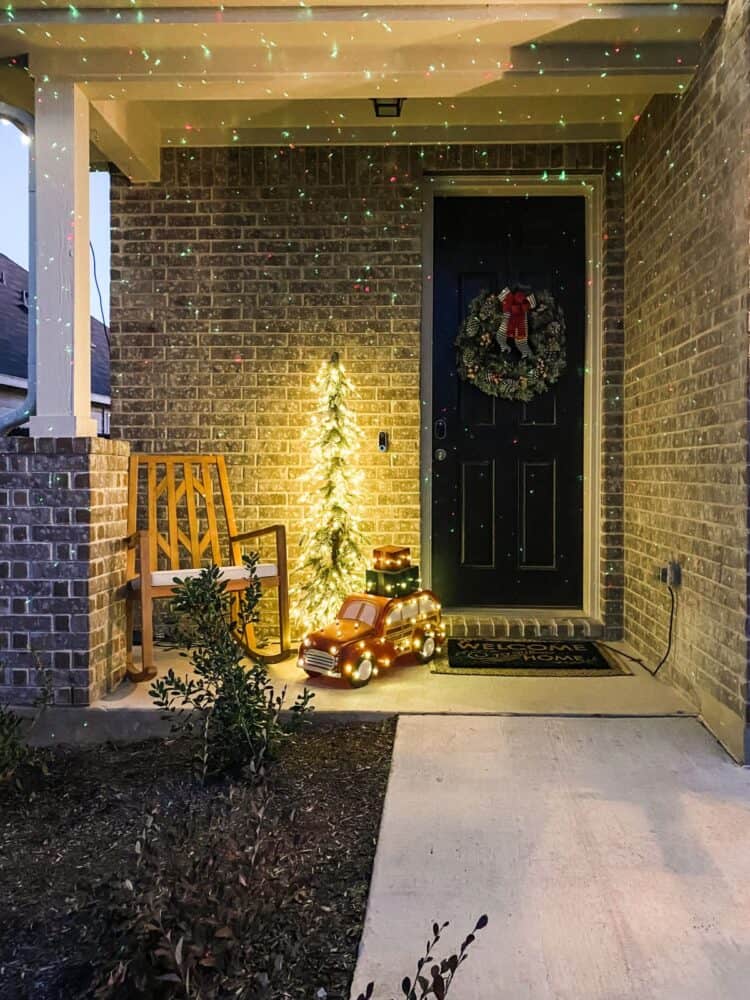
[434,417,447,440]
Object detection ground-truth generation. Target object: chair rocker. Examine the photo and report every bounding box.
[125,453,291,682]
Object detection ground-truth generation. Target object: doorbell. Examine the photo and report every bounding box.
[378,431,389,453]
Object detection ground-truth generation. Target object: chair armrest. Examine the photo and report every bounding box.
[230,525,284,544]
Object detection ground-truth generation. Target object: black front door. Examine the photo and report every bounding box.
[431,195,586,608]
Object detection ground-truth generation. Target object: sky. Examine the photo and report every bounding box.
[0,119,111,322]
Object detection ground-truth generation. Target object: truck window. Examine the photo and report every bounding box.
[385,605,402,629]
[419,595,437,616]
[339,599,378,627]
[401,599,419,623]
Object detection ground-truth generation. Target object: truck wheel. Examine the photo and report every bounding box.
[418,635,437,663]
[349,654,374,688]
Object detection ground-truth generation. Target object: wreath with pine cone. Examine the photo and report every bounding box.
[455,287,567,402]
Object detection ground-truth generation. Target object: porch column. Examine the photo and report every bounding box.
[28,78,97,438]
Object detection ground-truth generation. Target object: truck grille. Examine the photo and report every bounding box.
[303,649,337,674]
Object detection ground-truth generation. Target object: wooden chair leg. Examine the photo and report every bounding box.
[127,532,158,683]
[125,592,135,675]
[251,617,290,665]
[241,619,260,658]
[274,586,291,659]
[275,525,291,655]
[140,594,157,680]
[126,596,157,682]
[238,587,289,665]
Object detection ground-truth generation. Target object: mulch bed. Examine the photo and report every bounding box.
[0,719,396,1000]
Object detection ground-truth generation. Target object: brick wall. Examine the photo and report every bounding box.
[0,437,130,705]
[110,142,624,632]
[601,146,626,632]
[623,0,750,759]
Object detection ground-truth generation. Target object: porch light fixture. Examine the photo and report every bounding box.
[371,98,405,118]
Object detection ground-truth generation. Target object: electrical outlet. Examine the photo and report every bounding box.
[659,561,682,586]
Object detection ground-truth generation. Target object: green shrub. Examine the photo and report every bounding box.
[0,657,52,786]
[0,704,30,783]
[150,554,313,783]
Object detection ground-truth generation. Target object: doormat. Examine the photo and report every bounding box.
[433,638,630,677]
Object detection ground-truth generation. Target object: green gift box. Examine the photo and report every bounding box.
[365,565,421,598]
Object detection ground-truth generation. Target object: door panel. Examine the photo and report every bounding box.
[461,460,495,568]
[518,460,556,569]
[431,195,585,607]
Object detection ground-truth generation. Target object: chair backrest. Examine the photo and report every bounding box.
[128,453,240,571]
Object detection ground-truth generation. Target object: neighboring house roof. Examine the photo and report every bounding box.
[0,252,110,397]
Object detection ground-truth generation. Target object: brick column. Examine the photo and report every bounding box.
[600,145,625,638]
[0,437,130,706]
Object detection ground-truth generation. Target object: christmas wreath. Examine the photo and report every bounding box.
[455,287,566,402]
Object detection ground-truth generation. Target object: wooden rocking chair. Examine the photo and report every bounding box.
[125,453,291,682]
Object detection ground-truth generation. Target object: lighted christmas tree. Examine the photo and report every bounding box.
[292,353,368,633]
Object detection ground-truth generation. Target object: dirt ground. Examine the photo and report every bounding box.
[0,720,395,1000]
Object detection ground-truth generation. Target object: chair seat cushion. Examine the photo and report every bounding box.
[134,564,278,589]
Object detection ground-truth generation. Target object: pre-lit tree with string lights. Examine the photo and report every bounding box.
[292,353,368,633]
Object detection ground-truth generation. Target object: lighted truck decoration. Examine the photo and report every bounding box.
[298,589,445,688]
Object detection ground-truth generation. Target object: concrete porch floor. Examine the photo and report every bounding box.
[352,716,750,999]
[100,642,694,718]
[28,642,696,745]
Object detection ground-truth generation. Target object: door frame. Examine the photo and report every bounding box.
[420,174,604,620]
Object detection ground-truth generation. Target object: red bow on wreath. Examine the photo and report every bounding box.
[498,287,537,358]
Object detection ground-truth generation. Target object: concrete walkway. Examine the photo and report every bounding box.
[352,716,750,1000]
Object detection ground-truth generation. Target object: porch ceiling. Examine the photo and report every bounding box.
[0,0,722,180]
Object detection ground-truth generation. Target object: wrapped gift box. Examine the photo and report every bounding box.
[365,564,421,597]
[372,545,411,571]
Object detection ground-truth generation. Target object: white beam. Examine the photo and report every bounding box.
[90,99,161,181]
[29,79,97,438]
[163,120,628,145]
[506,41,701,73]
[33,42,702,82]
[78,69,691,102]
[1,3,724,26]
[156,92,647,128]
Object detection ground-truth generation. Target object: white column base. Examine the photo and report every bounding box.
[29,414,99,438]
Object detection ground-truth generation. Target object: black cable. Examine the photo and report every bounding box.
[90,239,110,351]
[598,584,676,677]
